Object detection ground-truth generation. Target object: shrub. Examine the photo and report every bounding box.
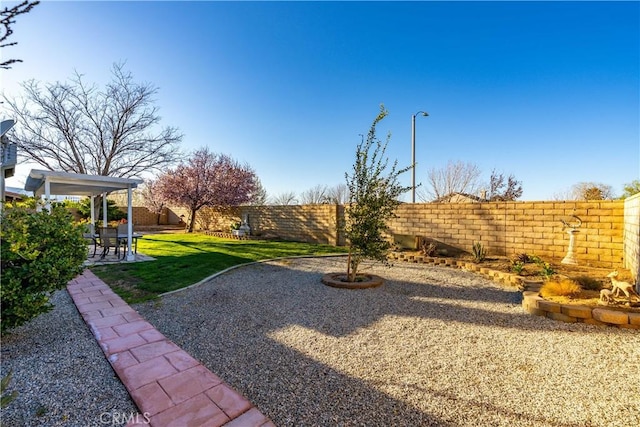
[540,278,582,298]
[1,204,87,334]
[528,254,556,279]
[77,197,126,222]
[574,276,602,291]
[512,253,532,264]
[472,241,486,263]
[510,260,525,275]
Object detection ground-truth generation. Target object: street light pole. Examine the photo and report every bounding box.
[411,111,428,203]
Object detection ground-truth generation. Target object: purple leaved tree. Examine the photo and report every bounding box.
[156,148,258,232]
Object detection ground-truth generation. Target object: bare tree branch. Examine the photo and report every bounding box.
[419,160,482,201]
[270,191,298,205]
[300,184,329,204]
[0,1,39,69]
[3,63,183,178]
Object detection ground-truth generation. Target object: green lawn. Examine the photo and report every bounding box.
[90,233,346,303]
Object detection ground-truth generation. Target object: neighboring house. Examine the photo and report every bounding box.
[432,192,486,203]
[5,190,25,202]
[4,186,28,203]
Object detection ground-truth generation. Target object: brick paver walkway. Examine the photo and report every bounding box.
[67,269,274,427]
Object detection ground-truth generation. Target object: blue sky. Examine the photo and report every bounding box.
[2,0,639,201]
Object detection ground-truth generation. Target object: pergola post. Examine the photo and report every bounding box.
[102,192,108,227]
[44,177,51,212]
[90,196,96,233]
[126,185,134,261]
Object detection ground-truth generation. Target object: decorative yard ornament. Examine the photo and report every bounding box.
[607,271,640,304]
[560,215,582,265]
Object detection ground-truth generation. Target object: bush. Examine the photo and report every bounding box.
[1,204,87,334]
[540,278,582,298]
[574,275,602,291]
[77,197,126,222]
[510,260,525,274]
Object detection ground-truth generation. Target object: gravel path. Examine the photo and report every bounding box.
[1,289,138,427]
[135,256,640,427]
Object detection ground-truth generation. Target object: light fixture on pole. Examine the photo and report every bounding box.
[411,111,428,203]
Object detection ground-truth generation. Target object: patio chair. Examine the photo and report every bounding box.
[83,223,97,257]
[97,227,120,259]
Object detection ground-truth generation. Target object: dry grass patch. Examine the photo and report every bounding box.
[540,278,582,298]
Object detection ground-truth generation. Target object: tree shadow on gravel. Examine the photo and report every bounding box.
[136,260,605,427]
[218,261,614,336]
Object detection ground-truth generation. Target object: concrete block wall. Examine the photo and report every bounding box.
[388,200,625,269]
[241,205,341,245]
[116,207,172,226]
[119,198,637,271]
[623,193,640,282]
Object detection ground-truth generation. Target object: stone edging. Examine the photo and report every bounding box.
[388,252,639,330]
[321,273,384,289]
[521,291,639,329]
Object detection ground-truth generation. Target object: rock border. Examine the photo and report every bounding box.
[388,252,639,330]
[321,273,384,289]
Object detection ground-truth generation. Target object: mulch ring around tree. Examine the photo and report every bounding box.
[321,273,384,289]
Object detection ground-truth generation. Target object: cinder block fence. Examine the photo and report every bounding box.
[124,198,639,276]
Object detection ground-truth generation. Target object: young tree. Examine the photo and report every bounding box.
[300,184,329,204]
[420,160,482,201]
[487,169,523,201]
[343,105,411,282]
[3,63,183,177]
[1,0,39,69]
[156,147,257,232]
[270,191,298,205]
[139,179,166,225]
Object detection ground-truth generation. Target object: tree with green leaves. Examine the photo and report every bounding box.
[342,105,411,282]
[620,180,640,199]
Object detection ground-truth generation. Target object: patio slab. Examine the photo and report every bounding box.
[67,269,273,427]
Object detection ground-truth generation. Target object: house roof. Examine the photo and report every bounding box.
[432,192,486,203]
[25,169,143,197]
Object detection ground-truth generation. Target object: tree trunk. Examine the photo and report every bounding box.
[188,208,197,233]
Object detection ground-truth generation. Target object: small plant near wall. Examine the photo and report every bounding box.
[420,238,437,257]
[510,260,526,275]
[472,241,486,263]
[529,255,556,279]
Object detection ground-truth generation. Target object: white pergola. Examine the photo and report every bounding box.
[25,169,143,261]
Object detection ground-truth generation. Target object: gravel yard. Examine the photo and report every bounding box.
[2,256,639,427]
[135,256,640,427]
[1,291,138,427]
